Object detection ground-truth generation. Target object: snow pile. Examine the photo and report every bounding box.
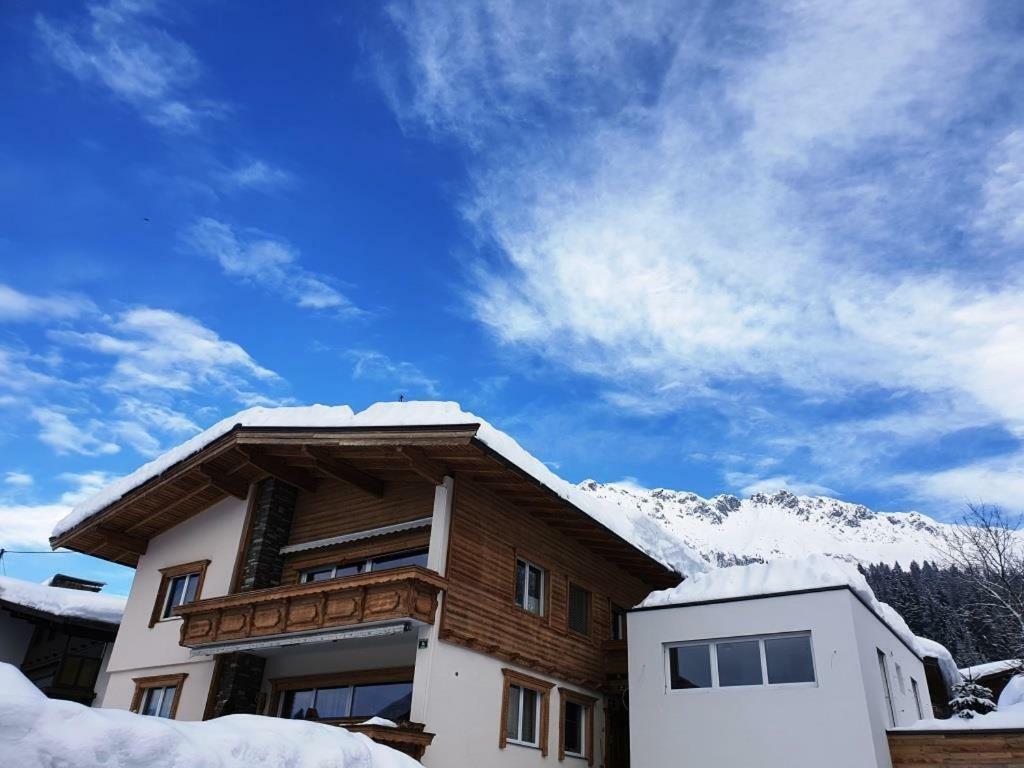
[998,675,1024,709]
[53,401,705,576]
[0,663,418,768]
[638,555,961,687]
[0,575,125,625]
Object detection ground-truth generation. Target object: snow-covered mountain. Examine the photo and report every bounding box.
[577,481,949,568]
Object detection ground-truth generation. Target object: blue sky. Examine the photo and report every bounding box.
[1,0,1023,594]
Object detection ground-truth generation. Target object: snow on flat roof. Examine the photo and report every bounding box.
[960,659,1022,680]
[0,575,125,625]
[52,401,705,576]
[0,662,417,767]
[638,554,961,688]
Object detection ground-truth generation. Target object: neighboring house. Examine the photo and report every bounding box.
[627,557,948,768]
[48,402,688,765]
[960,659,1023,702]
[0,573,125,706]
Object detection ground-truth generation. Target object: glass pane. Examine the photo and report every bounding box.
[515,561,526,609]
[163,576,188,617]
[506,685,521,740]
[141,687,161,716]
[611,607,627,641]
[717,640,763,687]
[765,636,815,684]
[521,688,538,744]
[182,573,199,604]
[303,568,334,583]
[526,565,542,614]
[669,645,712,689]
[564,700,583,755]
[569,584,590,635]
[282,689,316,719]
[370,549,429,571]
[75,657,101,688]
[57,656,81,687]
[158,686,176,718]
[334,563,363,578]
[313,686,350,719]
[352,682,413,721]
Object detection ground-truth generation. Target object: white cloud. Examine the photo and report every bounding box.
[976,129,1024,245]
[0,347,60,393]
[725,471,838,499]
[0,284,94,322]
[3,471,33,487]
[58,471,117,505]
[31,408,120,456]
[217,159,295,193]
[35,0,222,132]
[349,349,440,397]
[0,503,70,549]
[182,218,358,314]
[891,453,1024,513]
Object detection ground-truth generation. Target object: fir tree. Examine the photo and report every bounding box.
[949,678,997,719]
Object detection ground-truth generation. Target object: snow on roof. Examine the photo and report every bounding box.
[0,575,125,626]
[0,662,417,768]
[637,555,961,688]
[898,700,1024,731]
[52,401,706,577]
[960,659,1022,680]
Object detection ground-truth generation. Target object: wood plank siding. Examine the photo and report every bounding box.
[439,476,653,689]
[888,731,1024,767]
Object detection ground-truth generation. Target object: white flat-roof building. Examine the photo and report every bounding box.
[627,557,943,768]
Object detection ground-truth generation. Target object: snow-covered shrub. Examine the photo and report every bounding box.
[949,678,997,719]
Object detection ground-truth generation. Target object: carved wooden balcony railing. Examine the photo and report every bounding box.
[174,566,447,649]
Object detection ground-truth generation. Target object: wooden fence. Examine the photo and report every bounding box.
[889,730,1024,767]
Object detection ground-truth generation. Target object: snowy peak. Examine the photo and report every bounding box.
[576,481,947,567]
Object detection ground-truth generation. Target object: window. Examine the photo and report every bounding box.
[559,688,596,764]
[514,558,545,616]
[878,649,896,727]
[568,583,591,636]
[149,560,209,627]
[500,668,553,755]
[299,548,428,584]
[271,669,415,724]
[667,633,816,690]
[131,674,187,719]
[610,604,627,641]
[895,662,906,694]
[911,678,924,720]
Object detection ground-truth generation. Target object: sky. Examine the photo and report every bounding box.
[1,0,1023,595]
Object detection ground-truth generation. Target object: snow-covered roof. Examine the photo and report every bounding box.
[637,555,961,688]
[960,659,1022,680]
[52,401,706,576]
[0,575,125,626]
[0,662,417,767]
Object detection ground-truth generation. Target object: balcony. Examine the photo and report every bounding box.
[174,566,447,652]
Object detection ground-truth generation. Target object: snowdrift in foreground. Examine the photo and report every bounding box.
[52,401,706,576]
[639,554,962,688]
[0,575,125,625]
[0,663,418,768]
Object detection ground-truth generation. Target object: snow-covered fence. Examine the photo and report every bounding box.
[888,731,1024,766]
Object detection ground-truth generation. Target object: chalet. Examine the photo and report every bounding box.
[49,402,690,765]
[0,573,124,706]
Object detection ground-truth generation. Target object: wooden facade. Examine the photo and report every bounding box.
[888,730,1024,767]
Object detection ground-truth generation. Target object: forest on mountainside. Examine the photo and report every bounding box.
[862,561,1021,668]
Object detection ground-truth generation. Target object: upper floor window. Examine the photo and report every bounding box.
[300,548,428,584]
[149,560,209,627]
[610,604,627,641]
[514,557,545,616]
[568,583,591,636]
[668,632,816,690]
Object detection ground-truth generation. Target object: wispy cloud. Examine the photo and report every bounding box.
[31,408,120,456]
[182,218,359,314]
[216,159,295,193]
[35,0,224,132]
[0,503,72,549]
[349,349,440,397]
[3,471,33,487]
[379,0,1024,510]
[58,471,118,505]
[0,283,95,322]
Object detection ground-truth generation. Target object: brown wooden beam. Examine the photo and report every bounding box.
[124,480,214,533]
[303,447,386,498]
[395,446,447,485]
[198,464,250,500]
[240,448,318,493]
[95,526,149,555]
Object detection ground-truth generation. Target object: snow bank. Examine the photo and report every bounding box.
[638,555,961,686]
[999,675,1024,709]
[0,663,418,768]
[53,401,706,576]
[0,575,125,625]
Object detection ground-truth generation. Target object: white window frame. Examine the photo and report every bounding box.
[141,685,177,718]
[507,683,541,748]
[563,699,586,758]
[665,631,818,693]
[514,557,545,616]
[299,547,429,584]
[161,572,200,619]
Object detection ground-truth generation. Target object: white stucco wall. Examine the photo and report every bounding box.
[99,493,249,718]
[0,607,35,665]
[627,588,924,768]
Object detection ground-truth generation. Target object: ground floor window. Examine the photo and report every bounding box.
[499,668,554,755]
[668,632,816,690]
[130,673,187,719]
[559,687,597,764]
[270,667,414,724]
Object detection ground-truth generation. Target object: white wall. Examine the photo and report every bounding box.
[100,493,249,718]
[628,589,895,768]
[0,607,35,665]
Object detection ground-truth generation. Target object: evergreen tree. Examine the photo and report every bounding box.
[949,678,997,719]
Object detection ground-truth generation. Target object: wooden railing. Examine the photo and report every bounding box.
[174,566,446,649]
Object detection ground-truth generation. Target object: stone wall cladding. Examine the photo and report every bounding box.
[207,652,267,717]
[239,478,298,592]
